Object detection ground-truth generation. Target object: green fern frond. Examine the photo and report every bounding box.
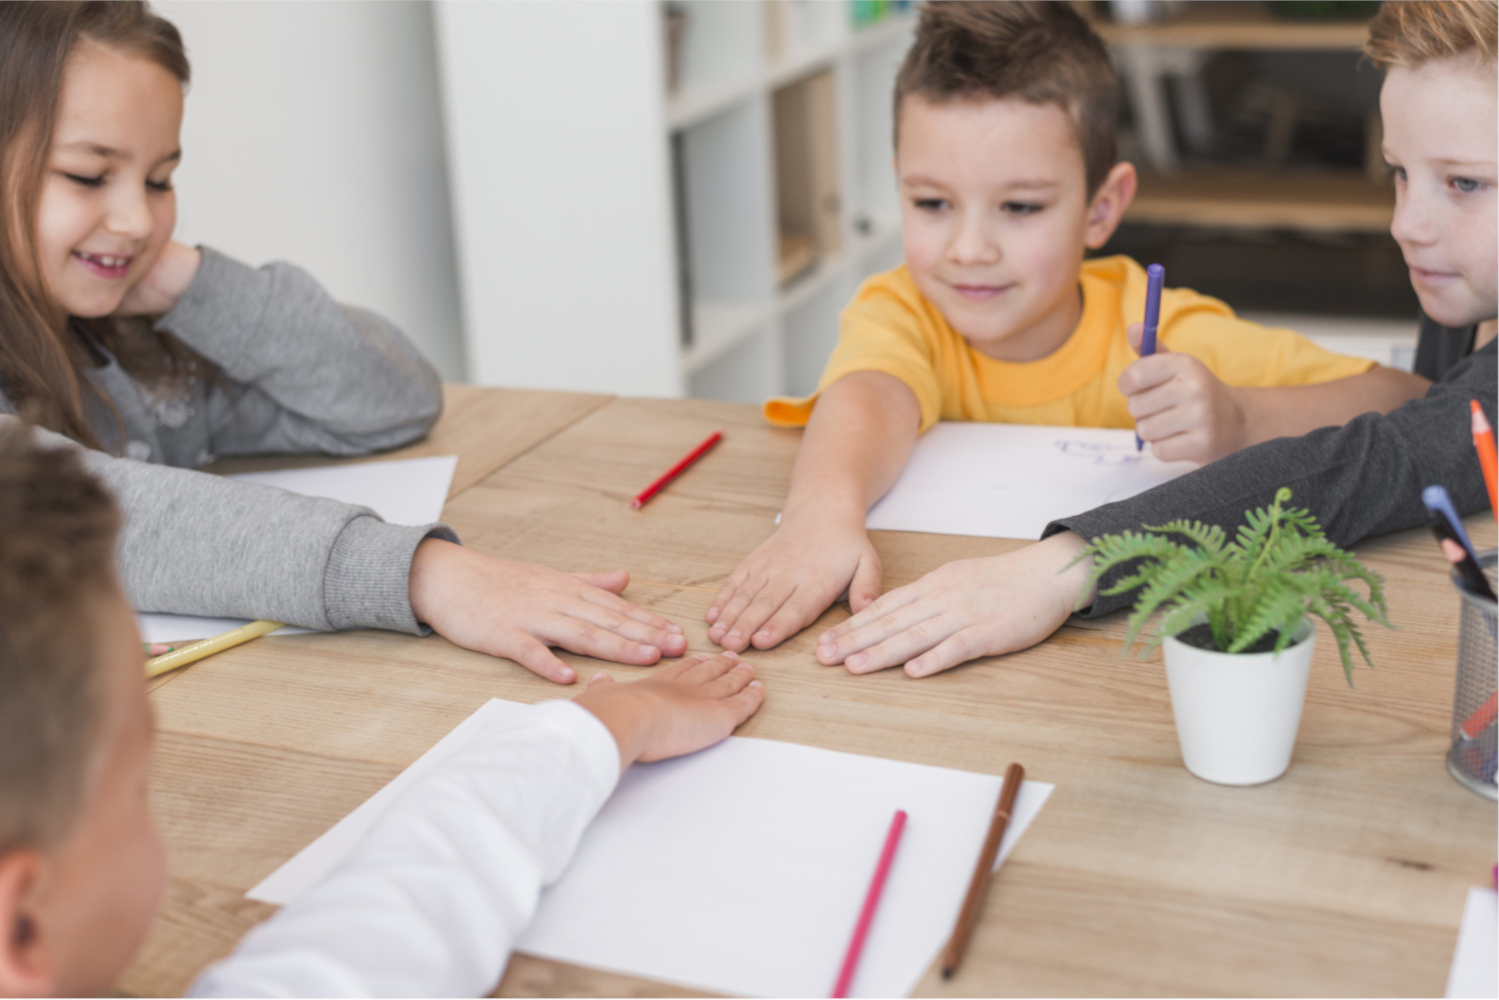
[1229,582,1312,653]
[1121,548,1221,654]
[1074,487,1392,685]
[1141,518,1227,555]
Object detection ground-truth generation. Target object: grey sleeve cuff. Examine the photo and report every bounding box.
[324,516,460,635]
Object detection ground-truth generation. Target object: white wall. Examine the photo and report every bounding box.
[154,0,467,381]
[435,0,683,396]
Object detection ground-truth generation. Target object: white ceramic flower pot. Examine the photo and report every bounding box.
[1162,619,1317,786]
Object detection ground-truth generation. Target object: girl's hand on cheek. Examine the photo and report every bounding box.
[408,538,688,684]
[115,241,201,317]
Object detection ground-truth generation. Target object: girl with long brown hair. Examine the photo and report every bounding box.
[0,1,688,678]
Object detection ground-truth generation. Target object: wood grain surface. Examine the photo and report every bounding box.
[121,392,1498,998]
[207,383,613,499]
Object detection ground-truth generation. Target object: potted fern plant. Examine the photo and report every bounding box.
[1075,488,1391,785]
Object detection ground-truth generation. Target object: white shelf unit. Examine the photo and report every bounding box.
[436,1,914,403]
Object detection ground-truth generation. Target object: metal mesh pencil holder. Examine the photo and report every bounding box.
[1446,550,1497,801]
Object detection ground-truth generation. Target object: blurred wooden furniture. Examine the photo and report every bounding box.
[122,387,1494,998]
[1092,1,1389,234]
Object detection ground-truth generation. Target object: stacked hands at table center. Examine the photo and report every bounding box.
[406,514,1099,686]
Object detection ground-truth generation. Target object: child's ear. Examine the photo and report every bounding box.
[0,850,54,997]
[1083,161,1138,250]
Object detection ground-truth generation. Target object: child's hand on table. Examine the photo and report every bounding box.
[814,532,1095,677]
[575,652,765,767]
[707,371,919,653]
[706,513,882,653]
[1118,322,1249,463]
[408,538,688,685]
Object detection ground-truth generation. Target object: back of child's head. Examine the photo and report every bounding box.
[0,1,193,451]
[0,421,121,856]
[895,0,1119,196]
[1365,0,1498,71]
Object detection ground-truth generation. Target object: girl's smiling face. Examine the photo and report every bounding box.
[38,39,183,319]
[1382,57,1498,328]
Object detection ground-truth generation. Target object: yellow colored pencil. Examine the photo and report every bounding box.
[145,619,285,679]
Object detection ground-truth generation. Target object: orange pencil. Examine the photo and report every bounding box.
[1471,400,1497,522]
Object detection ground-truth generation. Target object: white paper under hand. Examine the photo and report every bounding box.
[866,422,1198,540]
[248,698,1054,999]
[1446,886,1497,999]
[135,455,457,643]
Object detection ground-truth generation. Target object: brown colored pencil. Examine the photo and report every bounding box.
[941,761,1024,979]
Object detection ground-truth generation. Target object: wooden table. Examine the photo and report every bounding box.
[121,389,1497,998]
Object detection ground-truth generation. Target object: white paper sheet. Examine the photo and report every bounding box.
[136,455,457,643]
[1446,886,1498,999]
[249,698,1054,999]
[865,422,1199,540]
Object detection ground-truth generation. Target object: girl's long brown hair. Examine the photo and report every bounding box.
[0,1,206,452]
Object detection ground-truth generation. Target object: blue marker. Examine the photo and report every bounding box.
[1423,484,1482,565]
[1135,262,1166,451]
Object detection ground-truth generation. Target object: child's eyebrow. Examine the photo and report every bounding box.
[57,140,124,158]
[1430,157,1498,170]
[55,142,181,167]
[899,174,1060,192]
[998,179,1061,191]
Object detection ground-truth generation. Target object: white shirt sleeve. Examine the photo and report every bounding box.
[188,700,620,998]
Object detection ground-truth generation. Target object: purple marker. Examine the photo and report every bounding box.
[1135,263,1166,451]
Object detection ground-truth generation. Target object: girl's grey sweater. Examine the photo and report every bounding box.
[5,247,456,634]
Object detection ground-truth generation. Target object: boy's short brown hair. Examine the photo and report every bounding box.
[895,0,1120,196]
[1365,0,1498,70]
[0,421,121,853]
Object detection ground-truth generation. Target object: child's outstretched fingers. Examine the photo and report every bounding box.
[704,660,757,698]
[815,581,925,665]
[576,573,687,641]
[680,650,740,684]
[727,680,766,723]
[505,634,578,685]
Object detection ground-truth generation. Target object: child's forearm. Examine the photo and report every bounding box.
[781,372,921,526]
[1237,366,1433,444]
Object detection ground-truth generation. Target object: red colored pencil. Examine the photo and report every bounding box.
[831,809,907,999]
[1461,692,1498,741]
[629,431,723,509]
[1470,400,1497,522]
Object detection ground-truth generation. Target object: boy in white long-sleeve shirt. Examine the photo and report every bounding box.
[0,424,766,997]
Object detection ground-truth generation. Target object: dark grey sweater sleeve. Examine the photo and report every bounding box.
[155,247,443,458]
[17,418,456,633]
[1046,338,1497,617]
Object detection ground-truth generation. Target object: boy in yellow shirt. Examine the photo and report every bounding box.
[706,0,1428,655]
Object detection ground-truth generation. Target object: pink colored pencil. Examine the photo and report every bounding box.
[831,809,908,998]
[630,431,722,509]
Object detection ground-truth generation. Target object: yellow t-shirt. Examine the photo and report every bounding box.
[764,255,1373,432]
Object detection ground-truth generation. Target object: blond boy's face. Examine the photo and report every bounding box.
[1382,58,1498,328]
[896,95,1108,362]
[21,588,165,995]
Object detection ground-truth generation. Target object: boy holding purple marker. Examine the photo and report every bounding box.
[813,0,1496,683]
[707,2,1431,663]
[1134,262,1165,451]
